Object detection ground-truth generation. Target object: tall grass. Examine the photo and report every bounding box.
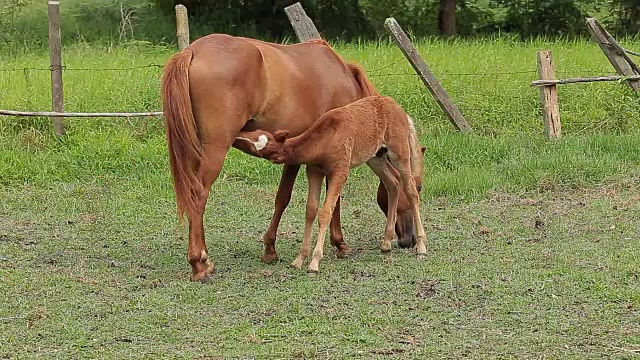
[1,38,639,200]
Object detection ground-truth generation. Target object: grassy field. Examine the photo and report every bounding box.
[1,37,640,358]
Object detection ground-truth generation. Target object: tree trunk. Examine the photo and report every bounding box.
[438,0,456,36]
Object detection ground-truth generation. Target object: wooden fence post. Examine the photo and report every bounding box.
[537,51,561,140]
[384,17,471,133]
[175,4,189,50]
[284,2,321,41]
[47,0,65,137]
[586,18,640,91]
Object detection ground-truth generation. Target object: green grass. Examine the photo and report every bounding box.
[1,38,640,358]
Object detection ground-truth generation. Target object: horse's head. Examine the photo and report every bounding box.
[235,129,289,164]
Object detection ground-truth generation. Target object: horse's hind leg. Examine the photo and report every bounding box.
[188,142,230,282]
[261,164,301,264]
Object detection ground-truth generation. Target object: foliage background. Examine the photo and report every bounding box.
[0,0,639,51]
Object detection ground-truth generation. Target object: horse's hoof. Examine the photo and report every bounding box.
[261,252,279,264]
[190,270,214,284]
[417,253,427,260]
[334,246,352,259]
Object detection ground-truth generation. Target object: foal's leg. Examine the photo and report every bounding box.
[388,152,428,257]
[261,167,349,263]
[367,158,401,253]
[291,166,324,269]
[261,164,300,263]
[329,191,352,259]
[308,170,349,273]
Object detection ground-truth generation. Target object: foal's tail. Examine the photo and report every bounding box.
[348,62,379,97]
[161,48,202,222]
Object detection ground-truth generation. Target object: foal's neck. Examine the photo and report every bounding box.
[282,135,317,165]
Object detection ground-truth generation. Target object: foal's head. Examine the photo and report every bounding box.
[393,114,427,248]
[235,129,289,164]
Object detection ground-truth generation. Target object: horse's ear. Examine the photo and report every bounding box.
[420,146,426,156]
[273,130,289,142]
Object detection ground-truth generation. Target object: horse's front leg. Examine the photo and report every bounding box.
[261,164,301,263]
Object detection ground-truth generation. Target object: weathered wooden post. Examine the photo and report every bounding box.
[536,50,561,140]
[384,17,471,133]
[586,18,640,91]
[284,2,321,41]
[47,0,66,136]
[175,4,189,50]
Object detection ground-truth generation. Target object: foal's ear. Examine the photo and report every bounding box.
[273,130,290,142]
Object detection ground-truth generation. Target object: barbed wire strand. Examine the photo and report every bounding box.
[0,63,163,72]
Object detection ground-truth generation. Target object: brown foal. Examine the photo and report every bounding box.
[162,34,421,282]
[235,96,428,273]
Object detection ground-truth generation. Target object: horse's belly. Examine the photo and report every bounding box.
[245,113,317,138]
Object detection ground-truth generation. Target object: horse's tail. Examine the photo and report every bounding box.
[161,48,202,222]
[348,62,379,97]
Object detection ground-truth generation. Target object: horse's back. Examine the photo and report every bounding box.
[187,34,362,135]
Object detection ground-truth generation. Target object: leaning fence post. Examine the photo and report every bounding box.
[284,2,321,41]
[47,0,65,137]
[175,4,189,50]
[586,18,640,91]
[384,17,471,133]
[537,50,561,140]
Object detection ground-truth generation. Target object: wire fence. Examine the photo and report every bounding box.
[0,50,638,136]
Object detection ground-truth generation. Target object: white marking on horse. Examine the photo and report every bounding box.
[235,134,269,151]
[254,135,268,150]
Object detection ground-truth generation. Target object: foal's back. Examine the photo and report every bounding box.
[297,96,409,168]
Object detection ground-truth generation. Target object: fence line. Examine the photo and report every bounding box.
[0,110,163,117]
[0,64,163,72]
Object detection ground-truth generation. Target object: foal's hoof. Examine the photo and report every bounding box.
[307,260,320,274]
[199,274,214,284]
[307,268,319,276]
[289,257,304,270]
[417,253,427,260]
[261,252,279,264]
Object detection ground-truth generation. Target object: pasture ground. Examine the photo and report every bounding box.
[1,38,640,358]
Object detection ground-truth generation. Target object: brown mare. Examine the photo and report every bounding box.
[161,34,417,282]
[235,96,428,273]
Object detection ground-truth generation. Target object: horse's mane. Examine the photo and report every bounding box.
[306,38,379,98]
[346,62,379,97]
[406,115,423,179]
